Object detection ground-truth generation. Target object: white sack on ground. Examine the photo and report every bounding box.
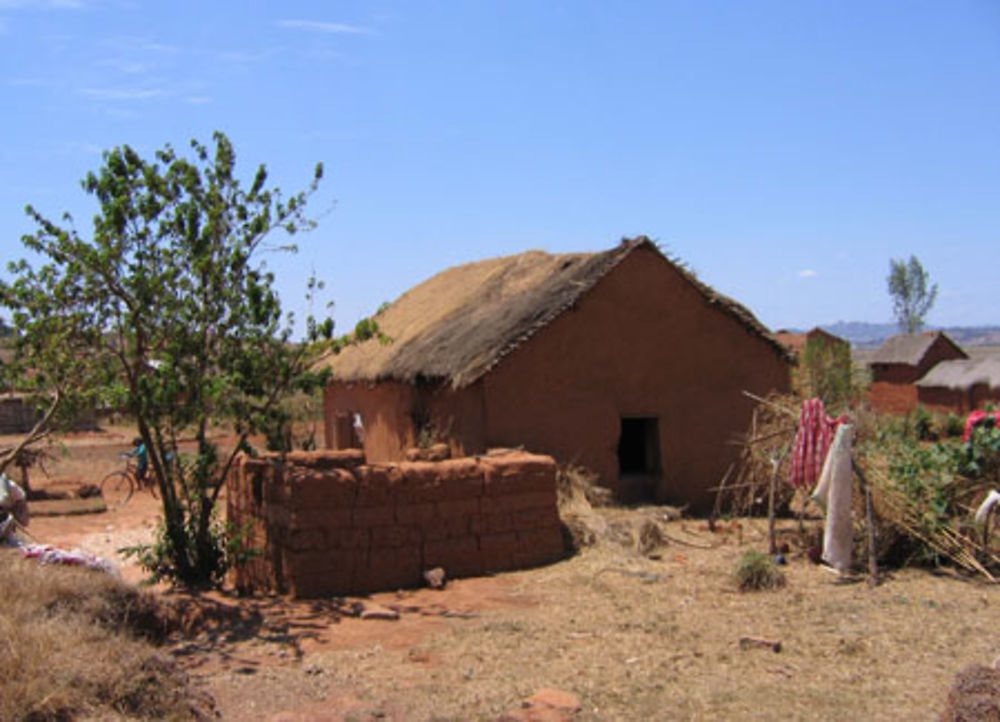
[811,423,853,573]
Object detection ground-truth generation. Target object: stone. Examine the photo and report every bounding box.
[359,603,400,621]
[423,566,446,589]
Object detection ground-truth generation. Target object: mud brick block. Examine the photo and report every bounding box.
[287,527,327,552]
[475,511,514,534]
[493,491,555,513]
[422,517,449,542]
[355,464,402,507]
[396,462,446,502]
[482,454,557,497]
[290,507,352,530]
[286,550,359,598]
[432,458,486,499]
[515,528,566,568]
[423,537,483,578]
[443,514,473,539]
[281,549,336,578]
[435,497,480,519]
[356,547,423,593]
[353,505,396,528]
[371,524,422,549]
[288,468,358,507]
[395,502,437,526]
[512,506,560,531]
[479,531,518,571]
[265,480,291,505]
[284,449,365,471]
[327,526,370,551]
[266,504,292,528]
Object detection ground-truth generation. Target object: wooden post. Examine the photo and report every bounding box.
[768,456,778,555]
[852,459,879,588]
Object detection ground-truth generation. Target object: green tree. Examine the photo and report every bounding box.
[888,255,938,333]
[0,132,328,585]
[799,334,855,409]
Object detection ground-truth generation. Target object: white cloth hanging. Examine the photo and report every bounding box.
[811,424,854,573]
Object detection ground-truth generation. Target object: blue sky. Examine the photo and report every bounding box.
[1,1,998,334]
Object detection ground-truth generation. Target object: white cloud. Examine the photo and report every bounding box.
[183,95,212,104]
[798,269,818,278]
[79,86,163,100]
[276,19,372,34]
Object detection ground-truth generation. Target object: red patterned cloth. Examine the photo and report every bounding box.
[962,410,1000,443]
[788,398,846,488]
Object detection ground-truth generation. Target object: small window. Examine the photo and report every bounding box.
[618,417,661,476]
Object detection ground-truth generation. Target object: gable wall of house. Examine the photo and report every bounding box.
[870,336,968,413]
[478,245,789,510]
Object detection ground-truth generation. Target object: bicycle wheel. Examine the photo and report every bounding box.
[100,471,134,508]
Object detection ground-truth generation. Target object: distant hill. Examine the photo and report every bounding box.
[784,321,1000,348]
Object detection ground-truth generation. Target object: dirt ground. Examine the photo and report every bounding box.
[11,428,1000,721]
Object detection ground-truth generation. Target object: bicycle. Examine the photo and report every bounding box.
[100,455,158,508]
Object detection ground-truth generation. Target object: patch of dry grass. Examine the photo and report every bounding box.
[227,514,1000,721]
[0,551,212,721]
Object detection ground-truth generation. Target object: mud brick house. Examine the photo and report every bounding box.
[316,237,790,510]
[0,393,38,434]
[868,331,967,414]
[774,328,849,360]
[916,357,1000,414]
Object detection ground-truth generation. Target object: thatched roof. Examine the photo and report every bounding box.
[916,357,1000,391]
[870,331,966,366]
[316,237,788,389]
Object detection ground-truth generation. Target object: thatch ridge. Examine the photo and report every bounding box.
[916,357,1000,391]
[870,331,967,366]
[316,236,788,388]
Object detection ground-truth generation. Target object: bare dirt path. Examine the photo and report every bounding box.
[14,431,1000,720]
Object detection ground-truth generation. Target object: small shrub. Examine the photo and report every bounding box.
[943,413,965,439]
[734,550,786,591]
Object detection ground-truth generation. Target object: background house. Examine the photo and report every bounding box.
[868,331,967,414]
[916,357,1000,414]
[316,237,790,510]
[775,328,852,404]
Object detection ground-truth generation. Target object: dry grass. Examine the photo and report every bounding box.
[0,551,212,721]
[183,512,1000,721]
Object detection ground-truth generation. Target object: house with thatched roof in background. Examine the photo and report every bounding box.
[315,237,790,509]
[916,357,1000,414]
[868,331,967,414]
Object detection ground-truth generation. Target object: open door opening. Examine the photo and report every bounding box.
[617,416,661,501]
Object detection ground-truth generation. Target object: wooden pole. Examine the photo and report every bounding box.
[767,447,790,555]
[852,459,879,588]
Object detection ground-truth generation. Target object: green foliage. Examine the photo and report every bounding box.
[887,255,938,333]
[870,414,1000,566]
[323,314,391,354]
[942,413,965,439]
[734,551,786,591]
[1,132,328,586]
[799,334,856,410]
[909,405,935,442]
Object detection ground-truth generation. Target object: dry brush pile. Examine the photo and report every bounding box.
[0,551,213,721]
[727,393,1000,581]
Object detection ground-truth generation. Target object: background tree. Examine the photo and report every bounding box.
[799,334,855,410]
[0,132,328,585]
[888,255,938,333]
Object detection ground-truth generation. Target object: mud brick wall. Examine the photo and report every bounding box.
[227,450,565,598]
[868,381,919,415]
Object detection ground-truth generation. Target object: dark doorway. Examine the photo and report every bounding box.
[618,417,661,476]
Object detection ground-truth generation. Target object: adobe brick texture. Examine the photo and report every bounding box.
[227,450,565,598]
